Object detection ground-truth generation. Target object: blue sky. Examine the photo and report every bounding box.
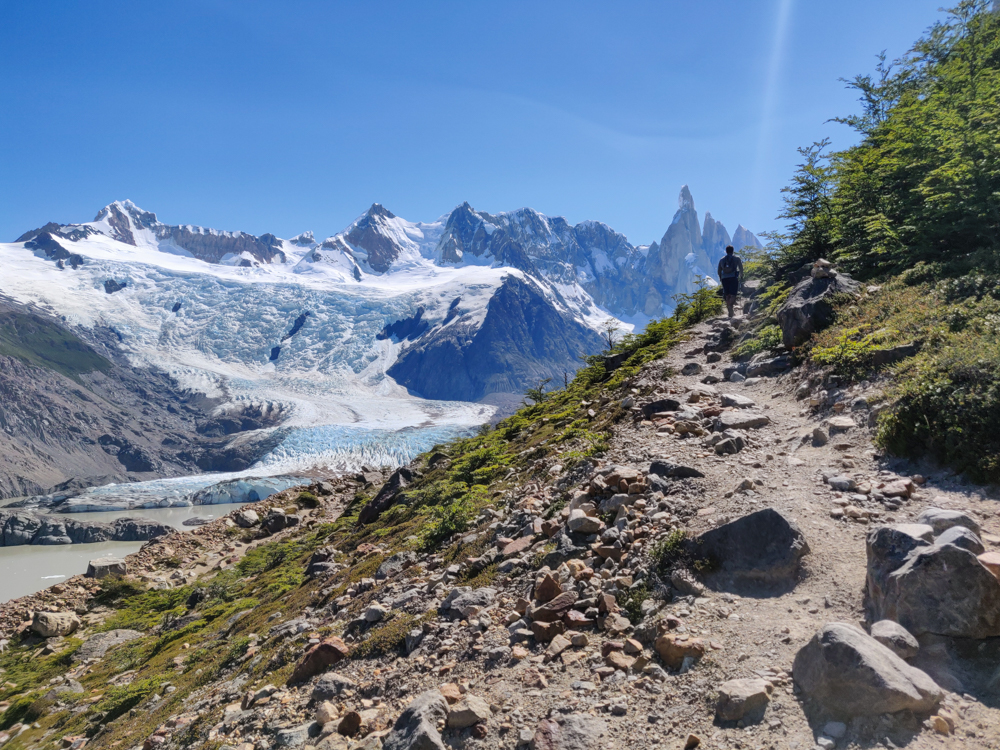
[1,0,946,246]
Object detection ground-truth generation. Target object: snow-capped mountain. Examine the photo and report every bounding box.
[1,188,759,492]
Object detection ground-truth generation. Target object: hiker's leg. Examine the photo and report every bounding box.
[725,295,735,317]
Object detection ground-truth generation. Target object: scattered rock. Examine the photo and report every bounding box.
[647,461,704,479]
[827,416,855,433]
[654,634,706,669]
[531,714,608,750]
[337,711,362,737]
[312,673,356,702]
[715,678,772,722]
[74,629,142,662]
[382,690,448,750]
[792,622,943,717]
[439,587,496,619]
[716,411,770,431]
[567,510,603,534]
[721,393,755,408]
[376,551,418,580]
[446,695,491,728]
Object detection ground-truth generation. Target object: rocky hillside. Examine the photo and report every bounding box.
[1,280,997,750]
[0,297,283,499]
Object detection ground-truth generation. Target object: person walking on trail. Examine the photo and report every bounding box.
[717,244,744,319]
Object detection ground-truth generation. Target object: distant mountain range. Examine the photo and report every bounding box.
[0,187,760,496]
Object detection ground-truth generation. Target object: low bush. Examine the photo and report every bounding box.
[732,324,782,359]
[98,677,163,723]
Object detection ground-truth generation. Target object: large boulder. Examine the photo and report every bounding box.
[863,524,933,617]
[74,629,142,662]
[776,267,860,348]
[382,689,448,750]
[358,467,415,525]
[687,508,809,591]
[234,509,260,528]
[874,541,1000,639]
[793,623,943,717]
[86,556,127,579]
[31,611,81,638]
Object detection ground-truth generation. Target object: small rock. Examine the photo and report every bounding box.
[446,695,491,729]
[821,721,847,739]
[363,603,388,623]
[870,620,919,660]
[715,678,772,722]
[337,711,362,737]
[316,701,338,725]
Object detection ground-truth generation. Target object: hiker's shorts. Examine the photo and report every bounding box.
[721,277,739,296]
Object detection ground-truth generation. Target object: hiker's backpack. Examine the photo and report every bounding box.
[720,255,737,276]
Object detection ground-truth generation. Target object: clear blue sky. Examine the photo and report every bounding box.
[1,0,946,246]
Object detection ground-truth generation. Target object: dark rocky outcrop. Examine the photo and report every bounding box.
[377,307,431,342]
[387,276,603,402]
[0,510,172,547]
[776,262,860,348]
[358,467,416,525]
[103,279,127,294]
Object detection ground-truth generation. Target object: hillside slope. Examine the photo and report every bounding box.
[1,288,997,750]
[0,297,284,499]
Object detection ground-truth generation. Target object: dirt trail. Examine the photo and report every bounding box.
[589,314,1000,748]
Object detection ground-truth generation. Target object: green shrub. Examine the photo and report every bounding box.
[420,492,480,550]
[94,576,146,605]
[877,337,1000,483]
[732,324,783,359]
[297,491,319,508]
[811,326,896,379]
[98,677,163,722]
[617,582,649,625]
[449,444,510,485]
[221,636,252,668]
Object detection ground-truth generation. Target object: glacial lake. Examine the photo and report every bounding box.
[0,504,242,603]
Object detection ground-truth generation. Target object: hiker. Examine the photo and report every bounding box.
[717,244,744,318]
